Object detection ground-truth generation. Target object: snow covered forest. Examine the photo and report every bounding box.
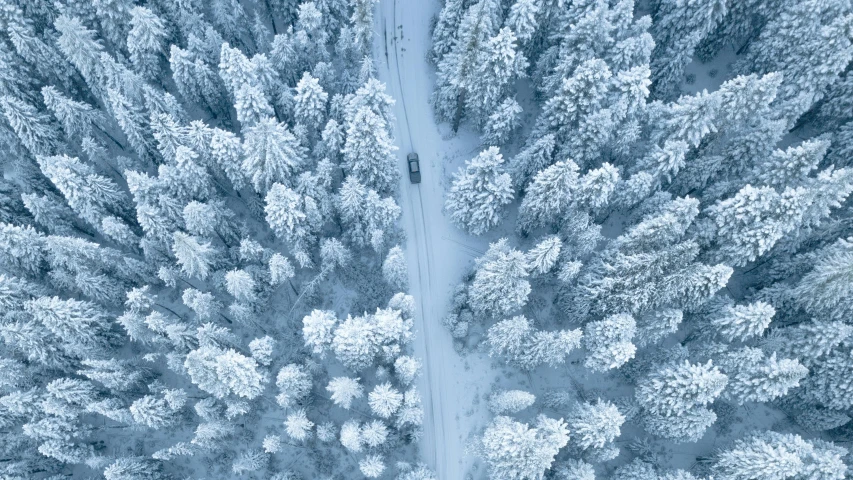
[431,0,853,478]
[0,0,434,478]
[1,0,853,478]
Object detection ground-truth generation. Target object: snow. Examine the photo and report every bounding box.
[374,1,503,476]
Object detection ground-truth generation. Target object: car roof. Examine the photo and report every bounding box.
[408,152,418,160]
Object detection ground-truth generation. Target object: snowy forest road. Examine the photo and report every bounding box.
[374,1,500,478]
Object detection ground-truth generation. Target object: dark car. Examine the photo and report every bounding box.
[407,152,421,183]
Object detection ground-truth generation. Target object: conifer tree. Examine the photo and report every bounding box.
[54,15,106,92]
[242,117,304,193]
[636,360,728,416]
[342,106,398,192]
[583,314,637,372]
[711,301,775,343]
[302,309,338,357]
[172,232,217,280]
[713,432,847,480]
[481,97,523,146]
[554,460,596,480]
[644,406,717,443]
[797,167,853,239]
[776,319,853,367]
[225,269,257,304]
[0,95,61,156]
[791,239,853,321]
[107,87,155,162]
[740,2,853,124]
[465,28,527,125]
[349,0,377,55]
[430,0,464,64]
[340,419,363,452]
[634,140,689,186]
[79,358,147,391]
[487,315,582,370]
[369,382,403,418]
[517,160,579,233]
[327,376,363,409]
[209,127,246,189]
[184,346,268,399]
[361,419,389,448]
[508,133,556,188]
[636,309,683,347]
[382,246,408,290]
[574,163,621,212]
[294,71,328,130]
[445,147,514,235]
[750,139,828,190]
[170,45,226,113]
[127,7,166,80]
[103,457,168,480]
[37,154,129,228]
[394,355,421,386]
[360,455,386,478]
[130,393,184,429]
[275,363,312,408]
[719,348,808,404]
[26,296,115,356]
[574,237,730,317]
[506,0,540,44]
[332,314,380,371]
[285,409,314,441]
[346,78,396,129]
[654,89,722,149]
[526,235,562,275]
[265,182,321,256]
[468,239,530,317]
[432,0,500,122]
[480,415,569,480]
[567,399,625,451]
[534,59,612,163]
[804,349,853,411]
[702,185,807,266]
[41,86,105,140]
[336,176,401,251]
[695,0,775,61]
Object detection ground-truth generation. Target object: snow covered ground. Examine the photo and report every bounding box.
[373,1,505,477]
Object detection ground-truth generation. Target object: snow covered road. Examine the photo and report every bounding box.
[373,1,502,478]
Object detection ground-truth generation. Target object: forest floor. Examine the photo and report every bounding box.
[373,1,504,478]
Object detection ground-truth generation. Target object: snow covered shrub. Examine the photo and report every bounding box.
[488,389,536,414]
